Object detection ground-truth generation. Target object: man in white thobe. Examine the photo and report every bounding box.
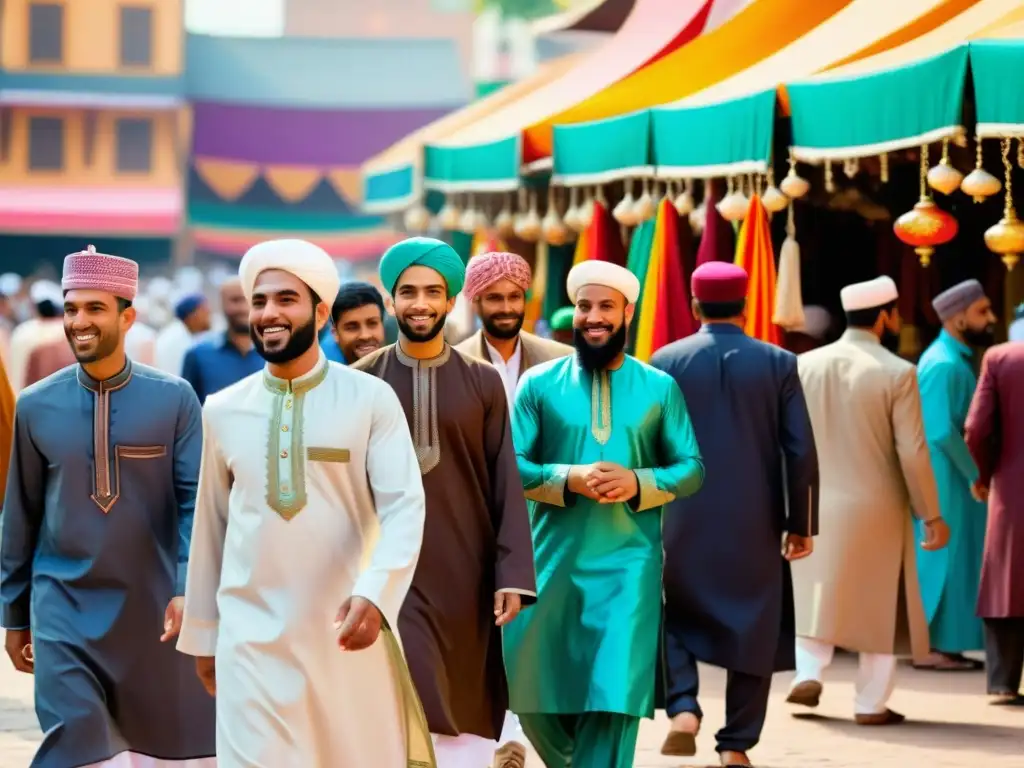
[177,239,435,768]
[8,280,66,392]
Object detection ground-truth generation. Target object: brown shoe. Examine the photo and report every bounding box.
[661,712,700,757]
[719,749,753,767]
[855,709,905,726]
[786,679,822,708]
[493,741,526,768]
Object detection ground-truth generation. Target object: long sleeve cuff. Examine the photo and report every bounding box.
[175,565,188,597]
[1,600,30,631]
[351,571,404,631]
[633,468,677,512]
[176,618,219,657]
[524,463,571,506]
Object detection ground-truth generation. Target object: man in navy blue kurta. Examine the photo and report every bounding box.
[0,245,216,768]
[651,263,819,768]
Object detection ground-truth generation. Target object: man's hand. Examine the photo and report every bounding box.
[567,464,603,501]
[161,597,185,643]
[494,592,522,627]
[970,481,989,503]
[195,656,216,696]
[587,462,639,504]
[334,596,383,651]
[921,518,951,551]
[783,534,813,561]
[4,629,33,674]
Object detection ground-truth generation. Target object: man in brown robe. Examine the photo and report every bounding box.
[790,276,951,725]
[352,237,536,768]
[23,335,76,387]
[966,340,1024,706]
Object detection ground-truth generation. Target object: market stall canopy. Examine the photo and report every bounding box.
[422,0,714,192]
[361,53,584,214]
[645,0,974,179]
[969,12,1024,137]
[786,0,1022,161]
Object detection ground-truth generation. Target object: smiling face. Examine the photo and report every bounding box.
[333,302,385,360]
[249,269,328,363]
[63,289,135,363]
[475,278,526,341]
[572,284,634,371]
[391,265,456,343]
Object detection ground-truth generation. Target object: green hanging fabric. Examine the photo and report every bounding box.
[625,219,656,354]
[541,243,575,323]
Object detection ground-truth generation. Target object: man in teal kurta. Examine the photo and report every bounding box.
[915,279,997,670]
[505,260,705,768]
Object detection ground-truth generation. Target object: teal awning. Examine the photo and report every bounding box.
[651,89,775,178]
[362,164,418,214]
[423,135,521,192]
[787,46,968,162]
[970,39,1024,138]
[551,110,652,184]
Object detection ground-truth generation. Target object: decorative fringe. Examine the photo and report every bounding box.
[772,201,805,330]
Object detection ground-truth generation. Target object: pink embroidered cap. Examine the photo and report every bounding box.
[463,251,532,302]
[62,245,139,301]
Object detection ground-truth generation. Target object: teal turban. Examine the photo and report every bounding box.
[549,306,575,331]
[379,237,465,297]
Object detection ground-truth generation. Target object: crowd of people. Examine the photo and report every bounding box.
[0,236,1020,768]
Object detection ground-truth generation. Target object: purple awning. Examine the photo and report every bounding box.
[192,101,455,166]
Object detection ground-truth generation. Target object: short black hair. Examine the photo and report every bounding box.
[37,299,61,318]
[696,299,746,320]
[845,300,896,329]
[332,281,384,326]
[60,289,132,314]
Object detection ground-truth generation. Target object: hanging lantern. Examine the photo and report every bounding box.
[717,176,749,221]
[761,167,788,214]
[579,187,597,230]
[674,179,695,216]
[893,145,958,267]
[927,138,963,195]
[458,194,480,234]
[514,189,542,242]
[437,195,461,230]
[632,178,656,222]
[613,180,639,226]
[403,202,430,233]
[983,138,1024,271]
[494,192,515,238]
[780,149,810,199]
[563,187,584,232]
[961,138,1002,203]
[541,186,569,246]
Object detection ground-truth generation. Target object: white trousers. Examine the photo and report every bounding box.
[793,636,897,715]
[432,733,498,768]
[84,754,216,768]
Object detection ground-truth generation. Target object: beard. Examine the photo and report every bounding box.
[251,314,318,363]
[397,313,447,343]
[880,329,901,354]
[962,324,996,348]
[573,322,628,372]
[228,319,250,335]
[66,327,121,364]
[481,311,524,341]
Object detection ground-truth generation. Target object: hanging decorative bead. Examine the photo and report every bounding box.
[843,158,859,179]
[613,180,639,226]
[1018,137,1024,170]
[563,186,583,233]
[893,144,959,267]
[983,137,1024,271]
[960,137,1002,203]
[780,149,810,199]
[542,186,570,245]
[514,188,542,242]
[717,176,748,221]
[761,166,788,214]
[494,192,515,237]
[926,137,964,195]
[403,198,431,233]
[458,193,480,233]
[674,178,695,216]
[880,153,889,183]
[578,186,596,230]
[824,160,835,193]
[632,177,656,222]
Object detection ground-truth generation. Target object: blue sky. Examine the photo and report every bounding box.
[185,0,285,36]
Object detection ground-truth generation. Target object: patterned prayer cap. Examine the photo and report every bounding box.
[62,245,139,301]
[463,251,532,302]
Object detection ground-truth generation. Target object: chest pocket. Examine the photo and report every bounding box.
[117,445,167,460]
[307,447,350,463]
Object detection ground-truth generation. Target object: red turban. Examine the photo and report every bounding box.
[691,262,748,304]
[463,251,532,301]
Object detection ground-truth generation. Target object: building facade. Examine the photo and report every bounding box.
[0,0,188,274]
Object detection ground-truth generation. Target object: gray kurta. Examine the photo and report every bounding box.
[0,361,216,767]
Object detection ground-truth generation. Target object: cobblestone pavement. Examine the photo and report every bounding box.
[2,653,1021,767]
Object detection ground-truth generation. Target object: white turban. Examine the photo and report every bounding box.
[567,261,641,305]
[29,279,63,306]
[239,239,341,307]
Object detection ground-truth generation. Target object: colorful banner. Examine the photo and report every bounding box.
[734,194,780,345]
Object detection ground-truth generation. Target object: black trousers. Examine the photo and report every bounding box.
[984,618,1024,694]
[664,634,772,753]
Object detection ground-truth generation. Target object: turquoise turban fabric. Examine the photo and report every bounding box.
[379,237,465,297]
[549,306,575,331]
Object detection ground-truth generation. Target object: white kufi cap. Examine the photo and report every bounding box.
[239,239,341,306]
[566,260,641,305]
[840,276,898,312]
[29,279,63,306]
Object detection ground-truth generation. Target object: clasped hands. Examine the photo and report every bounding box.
[568,462,639,504]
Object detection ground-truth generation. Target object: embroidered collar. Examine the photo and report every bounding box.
[395,341,451,369]
[262,350,329,395]
[77,359,133,393]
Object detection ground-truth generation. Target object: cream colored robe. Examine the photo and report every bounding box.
[177,354,433,767]
[8,317,65,392]
[793,329,939,657]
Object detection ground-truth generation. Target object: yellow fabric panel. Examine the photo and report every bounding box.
[263,166,323,203]
[361,53,584,177]
[193,157,260,202]
[526,0,854,157]
[633,209,665,362]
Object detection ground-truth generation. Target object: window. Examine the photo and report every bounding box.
[28,116,64,170]
[116,118,153,173]
[119,6,153,67]
[28,3,64,63]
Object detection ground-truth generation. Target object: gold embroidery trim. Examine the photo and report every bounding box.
[394,344,449,476]
[524,463,570,506]
[590,370,611,445]
[307,447,350,463]
[89,373,134,513]
[635,467,675,511]
[380,625,437,767]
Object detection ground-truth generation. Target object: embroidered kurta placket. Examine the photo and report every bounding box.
[591,369,612,447]
[263,364,328,520]
[394,344,449,476]
[79,363,134,513]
